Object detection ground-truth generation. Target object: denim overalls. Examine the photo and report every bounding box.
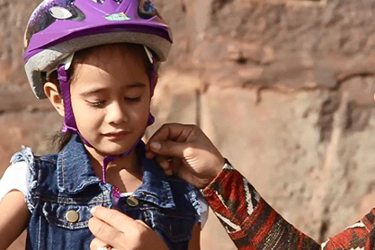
[12,134,200,250]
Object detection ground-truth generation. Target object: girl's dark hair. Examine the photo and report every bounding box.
[46,43,153,152]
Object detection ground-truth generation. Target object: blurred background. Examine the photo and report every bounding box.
[1,0,375,249]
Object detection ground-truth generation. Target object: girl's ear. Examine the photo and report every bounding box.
[44,82,65,117]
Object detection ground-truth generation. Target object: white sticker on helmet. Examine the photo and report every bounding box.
[144,46,154,64]
[64,53,75,70]
[46,53,74,78]
[105,12,131,21]
[49,6,73,19]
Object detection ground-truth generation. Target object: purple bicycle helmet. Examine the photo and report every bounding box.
[23,0,173,189]
[24,0,172,99]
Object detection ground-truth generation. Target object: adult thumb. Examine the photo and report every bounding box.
[149,141,188,158]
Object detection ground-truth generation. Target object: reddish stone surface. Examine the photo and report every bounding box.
[1,0,375,249]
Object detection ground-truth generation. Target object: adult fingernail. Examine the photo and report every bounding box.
[150,142,161,151]
[90,207,97,215]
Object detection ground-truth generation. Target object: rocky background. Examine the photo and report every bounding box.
[1,0,375,249]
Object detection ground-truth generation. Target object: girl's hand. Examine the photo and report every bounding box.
[89,206,168,250]
[146,123,225,189]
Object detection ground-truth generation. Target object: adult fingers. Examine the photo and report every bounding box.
[145,124,197,159]
[148,140,194,160]
[149,123,186,140]
[155,155,173,176]
[147,124,196,145]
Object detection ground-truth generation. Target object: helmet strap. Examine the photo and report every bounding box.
[57,63,78,134]
[147,61,156,126]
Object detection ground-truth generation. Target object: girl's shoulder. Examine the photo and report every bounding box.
[8,146,59,192]
[10,146,35,166]
[6,147,60,212]
[10,146,58,167]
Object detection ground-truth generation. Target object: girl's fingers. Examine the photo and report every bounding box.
[89,207,135,237]
[88,216,122,247]
[90,237,116,250]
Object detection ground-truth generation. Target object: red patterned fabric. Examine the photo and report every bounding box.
[202,167,375,250]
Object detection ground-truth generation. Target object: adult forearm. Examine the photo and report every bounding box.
[202,166,321,250]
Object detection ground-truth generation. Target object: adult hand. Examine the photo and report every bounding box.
[146,123,225,189]
[89,206,168,250]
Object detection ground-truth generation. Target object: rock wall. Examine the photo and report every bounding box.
[1,0,375,249]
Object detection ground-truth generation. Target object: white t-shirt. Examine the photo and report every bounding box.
[0,162,208,227]
[0,161,30,202]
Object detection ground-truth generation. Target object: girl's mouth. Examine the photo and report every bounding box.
[103,131,129,138]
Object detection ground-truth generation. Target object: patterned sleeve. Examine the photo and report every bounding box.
[201,163,375,250]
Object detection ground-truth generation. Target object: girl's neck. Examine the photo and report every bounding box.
[85,146,143,193]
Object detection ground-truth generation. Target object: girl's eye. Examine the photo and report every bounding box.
[125,96,141,102]
[138,0,157,18]
[87,100,106,107]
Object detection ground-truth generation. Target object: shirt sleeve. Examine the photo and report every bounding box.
[198,192,209,229]
[201,162,375,250]
[0,161,29,203]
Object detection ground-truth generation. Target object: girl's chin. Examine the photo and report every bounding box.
[94,143,137,156]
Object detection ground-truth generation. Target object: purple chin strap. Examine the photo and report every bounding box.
[57,52,156,193]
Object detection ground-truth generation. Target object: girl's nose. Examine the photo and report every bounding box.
[105,102,128,125]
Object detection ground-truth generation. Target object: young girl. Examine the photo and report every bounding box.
[0,0,207,249]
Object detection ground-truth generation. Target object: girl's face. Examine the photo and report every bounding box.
[70,44,151,156]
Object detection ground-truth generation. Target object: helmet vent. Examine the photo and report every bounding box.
[49,6,73,19]
[91,0,105,4]
[138,0,157,18]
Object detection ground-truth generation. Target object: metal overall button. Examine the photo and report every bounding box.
[65,210,79,223]
[126,196,139,207]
